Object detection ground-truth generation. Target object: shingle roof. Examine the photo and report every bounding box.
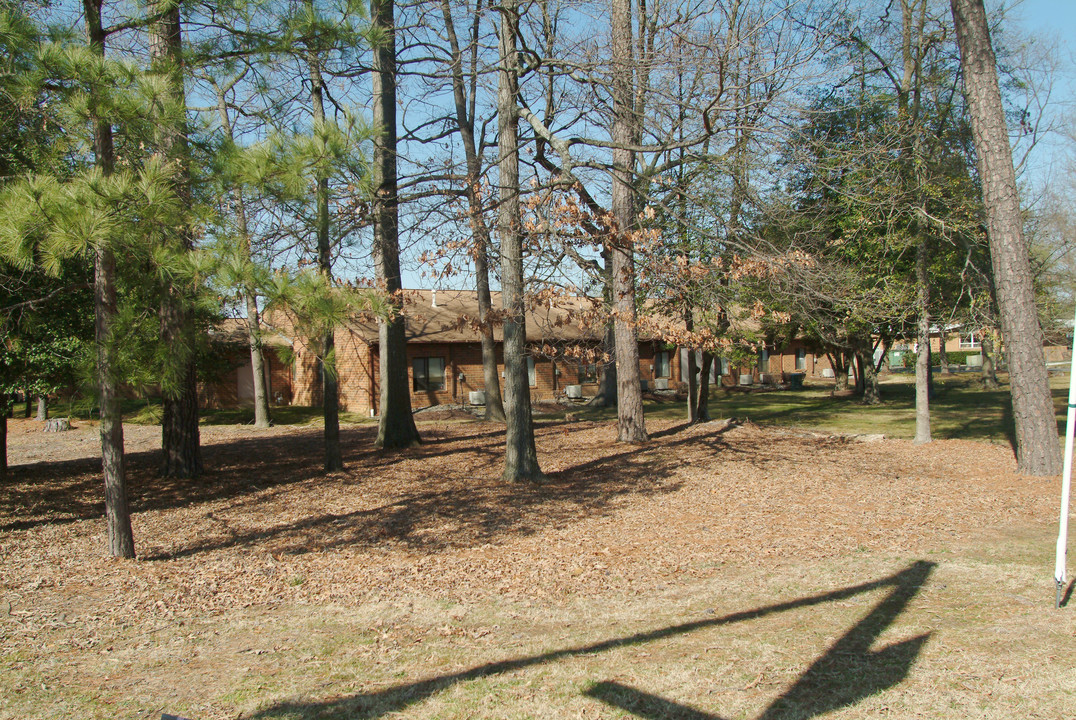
[344,289,619,344]
[209,318,294,347]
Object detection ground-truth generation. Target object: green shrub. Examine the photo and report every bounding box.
[943,349,982,365]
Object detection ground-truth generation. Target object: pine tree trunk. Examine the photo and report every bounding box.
[86,0,133,558]
[950,0,1061,475]
[609,0,647,443]
[246,294,272,429]
[213,87,271,429]
[497,0,543,483]
[23,389,30,418]
[939,339,949,373]
[439,0,505,423]
[161,361,201,476]
[307,47,345,470]
[35,396,46,422]
[151,0,201,479]
[695,353,712,423]
[980,334,1000,388]
[914,234,931,444]
[371,0,422,449]
[240,202,271,430]
[322,332,343,470]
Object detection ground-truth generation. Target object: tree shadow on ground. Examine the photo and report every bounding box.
[0,425,379,532]
[249,561,934,720]
[138,421,714,560]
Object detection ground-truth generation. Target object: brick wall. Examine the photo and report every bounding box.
[199,345,294,409]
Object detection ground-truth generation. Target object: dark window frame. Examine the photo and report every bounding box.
[412,356,446,392]
[655,350,671,378]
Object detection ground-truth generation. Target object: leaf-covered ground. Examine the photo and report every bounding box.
[1,415,1073,719]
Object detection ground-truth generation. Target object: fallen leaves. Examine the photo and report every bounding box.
[0,415,1057,702]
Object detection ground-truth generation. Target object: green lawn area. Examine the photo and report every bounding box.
[584,371,1071,444]
[49,370,1070,445]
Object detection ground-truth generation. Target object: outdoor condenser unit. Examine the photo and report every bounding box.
[565,384,583,399]
[468,390,486,406]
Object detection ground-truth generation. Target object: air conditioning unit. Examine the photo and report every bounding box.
[654,378,669,390]
[821,368,835,378]
[966,355,983,367]
[738,373,752,386]
[565,384,583,399]
[468,390,486,406]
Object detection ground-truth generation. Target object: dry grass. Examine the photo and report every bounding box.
[1,416,1074,719]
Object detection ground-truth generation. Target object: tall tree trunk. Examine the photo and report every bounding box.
[938,338,949,373]
[950,0,1061,475]
[914,234,931,443]
[245,263,272,429]
[588,249,618,408]
[23,387,30,418]
[161,360,201,475]
[151,0,201,478]
[685,310,697,423]
[0,406,6,478]
[497,0,543,483]
[695,352,712,423]
[474,239,505,423]
[609,0,646,443]
[35,396,46,421]
[86,0,134,558]
[212,87,271,428]
[371,0,422,449]
[980,333,1000,388]
[829,351,849,392]
[858,338,881,405]
[307,44,344,470]
[439,0,504,423]
[853,352,865,395]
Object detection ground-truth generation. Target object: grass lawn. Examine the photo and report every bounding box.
[2,373,1074,719]
[47,369,1066,447]
[575,370,1070,446]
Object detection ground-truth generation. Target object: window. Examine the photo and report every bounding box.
[655,351,671,378]
[580,363,598,383]
[758,347,770,372]
[959,332,980,349]
[527,356,536,387]
[795,348,807,371]
[412,357,446,392]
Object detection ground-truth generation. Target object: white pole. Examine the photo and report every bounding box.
[1054,308,1076,608]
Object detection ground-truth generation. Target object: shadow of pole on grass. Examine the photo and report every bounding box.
[585,560,933,720]
[249,561,934,720]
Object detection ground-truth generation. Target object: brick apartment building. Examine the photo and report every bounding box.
[203,289,874,414]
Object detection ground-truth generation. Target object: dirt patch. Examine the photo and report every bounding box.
[0,417,1069,719]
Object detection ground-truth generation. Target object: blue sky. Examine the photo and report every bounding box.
[1013,0,1076,40]
[405,1,1076,292]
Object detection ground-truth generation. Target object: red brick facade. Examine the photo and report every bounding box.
[199,346,294,409]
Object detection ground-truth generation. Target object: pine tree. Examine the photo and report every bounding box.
[950,0,1062,475]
